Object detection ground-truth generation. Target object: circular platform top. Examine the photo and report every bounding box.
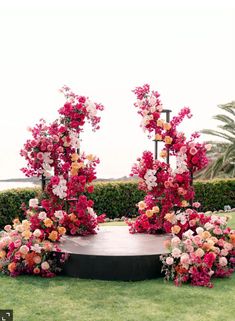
[57,226,171,256]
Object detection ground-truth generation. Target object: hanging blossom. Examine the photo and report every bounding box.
[68,129,80,149]
[174,149,188,174]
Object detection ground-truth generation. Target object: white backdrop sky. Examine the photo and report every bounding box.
[0,0,234,179]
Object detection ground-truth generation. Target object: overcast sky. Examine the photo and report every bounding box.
[0,0,234,179]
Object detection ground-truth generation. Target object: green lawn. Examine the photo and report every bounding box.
[0,273,234,321]
[0,213,234,321]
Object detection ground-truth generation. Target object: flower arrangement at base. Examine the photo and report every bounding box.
[161,214,235,287]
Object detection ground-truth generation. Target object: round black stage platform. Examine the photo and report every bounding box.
[57,226,171,281]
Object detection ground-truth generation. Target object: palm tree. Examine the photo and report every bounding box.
[200,101,235,179]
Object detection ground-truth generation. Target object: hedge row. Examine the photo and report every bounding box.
[0,179,234,227]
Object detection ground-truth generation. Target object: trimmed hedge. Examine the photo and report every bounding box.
[0,179,234,227]
[0,188,40,228]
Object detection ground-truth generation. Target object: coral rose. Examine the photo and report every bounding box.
[44,218,53,228]
[171,225,181,235]
[48,231,58,242]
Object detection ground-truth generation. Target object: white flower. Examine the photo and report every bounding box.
[86,99,97,117]
[52,176,67,199]
[172,248,181,258]
[41,261,50,270]
[144,169,157,191]
[204,222,214,231]
[29,198,39,208]
[33,229,42,237]
[166,257,174,265]
[174,152,188,174]
[31,243,42,253]
[38,211,47,220]
[183,229,194,238]
[69,129,80,149]
[196,227,204,235]
[54,210,64,220]
[87,207,97,218]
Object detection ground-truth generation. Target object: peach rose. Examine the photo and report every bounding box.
[164,136,173,144]
[58,227,66,235]
[171,225,181,235]
[48,231,58,242]
[43,218,53,228]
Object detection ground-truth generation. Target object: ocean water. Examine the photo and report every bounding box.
[0,182,36,191]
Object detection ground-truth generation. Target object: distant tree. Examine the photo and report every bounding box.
[200,101,235,178]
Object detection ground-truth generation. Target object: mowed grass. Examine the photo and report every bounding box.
[0,273,234,321]
[0,212,234,321]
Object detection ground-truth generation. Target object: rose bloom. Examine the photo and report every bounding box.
[14,239,22,248]
[41,261,50,270]
[138,201,146,210]
[202,231,211,240]
[29,198,39,208]
[180,253,190,265]
[171,236,181,247]
[213,227,223,235]
[219,257,228,267]
[155,134,162,141]
[58,227,66,235]
[160,150,167,158]
[38,211,47,220]
[152,206,160,213]
[192,202,201,208]
[22,230,32,240]
[0,250,6,259]
[163,122,171,131]
[181,200,189,207]
[19,245,29,254]
[33,267,41,274]
[183,229,194,238]
[22,219,31,229]
[196,227,204,235]
[205,144,212,151]
[166,257,174,265]
[33,255,42,264]
[223,242,233,251]
[8,262,17,273]
[44,218,53,228]
[33,229,42,237]
[204,222,214,231]
[189,147,198,155]
[15,224,24,232]
[146,210,154,218]
[164,136,173,145]
[48,231,58,242]
[220,249,228,256]
[172,248,182,258]
[195,248,205,257]
[171,225,181,235]
[4,225,12,232]
[157,119,164,127]
[193,235,202,246]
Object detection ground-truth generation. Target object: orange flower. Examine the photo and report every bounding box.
[146,210,154,218]
[230,234,235,246]
[157,119,164,127]
[165,213,176,223]
[22,230,32,240]
[181,200,189,207]
[69,213,77,222]
[48,231,58,242]
[202,231,211,240]
[43,218,53,228]
[152,206,160,213]
[25,252,37,268]
[171,225,181,234]
[86,154,95,161]
[164,136,173,144]
[155,134,162,141]
[58,227,66,235]
[70,168,78,176]
[160,150,167,158]
[8,262,17,273]
[138,201,146,210]
[163,122,172,131]
[71,153,79,161]
[0,250,6,259]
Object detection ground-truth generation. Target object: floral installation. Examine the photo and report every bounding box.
[160,214,235,287]
[1,86,105,277]
[130,84,234,286]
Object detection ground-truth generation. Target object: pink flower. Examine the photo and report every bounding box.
[4,225,12,232]
[180,253,190,265]
[41,261,50,270]
[171,236,181,247]
[190,147,198,155]
[166,257,174,265]
[29,198,39,208]
[14,239,22,248]
[37,152,44,160]
[192,202,201,208]
[19,245,29,254]
[194,248,204,257]
[219,257,228,267]
[172,248,181,258]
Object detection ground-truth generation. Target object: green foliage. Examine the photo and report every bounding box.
[0,180,234,226]
[89,181,145,219]
[194,179,235,212]
[0,188,40,228]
